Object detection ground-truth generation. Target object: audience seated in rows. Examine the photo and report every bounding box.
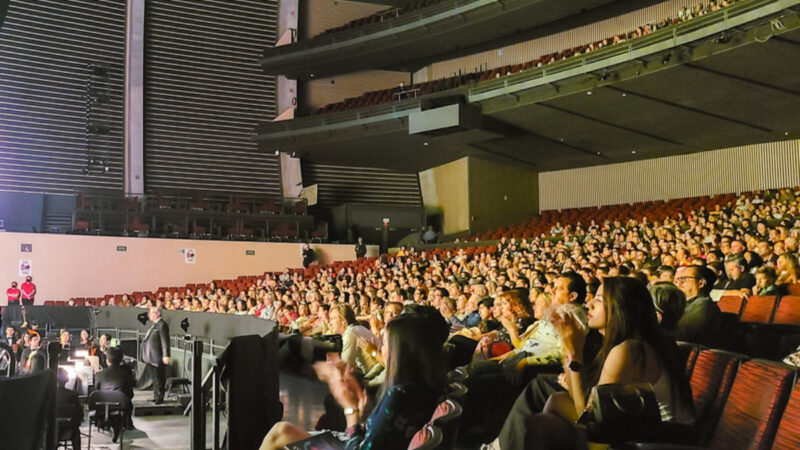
[52,185,800,447]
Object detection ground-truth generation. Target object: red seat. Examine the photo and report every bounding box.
[771,295,800,325]
[677,341,702,378]
[773,379,800,449]
[740,296,778,323]
[707,359,795,449]
[784,283,800,296]
[689,350,745,444]
[718,295,745,317]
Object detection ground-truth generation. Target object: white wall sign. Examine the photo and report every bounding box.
[19,259,32,276]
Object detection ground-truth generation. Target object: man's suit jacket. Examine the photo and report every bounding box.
[96,365,135,400]
[141,319,170,367]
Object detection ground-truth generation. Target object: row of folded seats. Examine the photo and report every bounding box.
[475,193,739,240]
[717,292,800,360]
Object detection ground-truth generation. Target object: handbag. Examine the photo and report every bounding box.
[587,383,662,426]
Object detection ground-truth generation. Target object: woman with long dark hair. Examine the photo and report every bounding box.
[525,277,693,449]
[260,309,448,450]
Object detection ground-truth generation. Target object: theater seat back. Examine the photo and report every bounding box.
[773,296,800,326]
[718,295,745,317]
[709,359,795,450]
[690,350,744,445]
[740,296,778,324]
[772,379,800,450]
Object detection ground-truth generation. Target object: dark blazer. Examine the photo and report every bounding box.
[96,365,135,400]
[141,319,170,367]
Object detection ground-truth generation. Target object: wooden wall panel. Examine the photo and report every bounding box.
[539,140,800,211]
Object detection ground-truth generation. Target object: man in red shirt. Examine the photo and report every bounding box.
[20,276,36,306]
[6,282,20,305]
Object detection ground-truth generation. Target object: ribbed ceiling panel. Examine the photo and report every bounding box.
[144,0,280,195]
[0,0,125,194]
[302,161,423,207]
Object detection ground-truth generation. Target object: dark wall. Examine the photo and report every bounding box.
[0,0,126,194]
[144,0,282,195]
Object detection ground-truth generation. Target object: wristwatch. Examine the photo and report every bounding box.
[344,407,359,416]
[568,360,583,372]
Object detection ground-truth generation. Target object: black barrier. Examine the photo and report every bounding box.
[0,369,57,450]
[1,306,96,331]
[95,307,276,347]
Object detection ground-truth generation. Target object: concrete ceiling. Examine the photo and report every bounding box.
[256,24,800,173]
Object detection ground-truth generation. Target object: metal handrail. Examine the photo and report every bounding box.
[468,0,795,98]
[265,0,488,53]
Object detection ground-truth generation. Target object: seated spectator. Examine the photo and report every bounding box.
[95,347,135,442]
[776,253,800,285]
[649,282,687,336]
[754,266,780,296]
[523,277,693,449]
[673,265,720,346]
[330,304,382,375]
[716,256,755,295]
[260,310,448,450]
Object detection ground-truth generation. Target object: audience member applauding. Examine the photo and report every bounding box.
[260,309,448,450]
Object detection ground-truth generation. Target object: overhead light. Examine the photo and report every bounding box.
[785,131,790,136]
[621,92,627,97]
[274,149,280,155]
[423,142,429,146]
[714,32,730,44]
[586,91,593,96]
[596,152,601,155]
[309,73,315,78]
[661,53,672,65]
[632,150,637,154]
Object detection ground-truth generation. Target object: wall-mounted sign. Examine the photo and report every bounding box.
[184,248,196,264]
[20,243,32,252]
[19,260,32,276]
[246,250,255,256]
[117,246,127,252]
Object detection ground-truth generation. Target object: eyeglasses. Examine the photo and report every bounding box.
[674,276,699,283]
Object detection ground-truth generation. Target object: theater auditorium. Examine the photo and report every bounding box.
[1,0,800,448]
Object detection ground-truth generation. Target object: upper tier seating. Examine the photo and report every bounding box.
[313,0,740,115]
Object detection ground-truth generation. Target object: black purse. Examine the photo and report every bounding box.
[587,383,662,426]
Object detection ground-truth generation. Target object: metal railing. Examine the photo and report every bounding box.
[264,0,493,53]
[469,0,799,100]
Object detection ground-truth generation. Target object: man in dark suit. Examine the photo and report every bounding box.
[96,347,135,441]
[141,307,170,403]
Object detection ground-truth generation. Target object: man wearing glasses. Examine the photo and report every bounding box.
[673,265,720,346]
